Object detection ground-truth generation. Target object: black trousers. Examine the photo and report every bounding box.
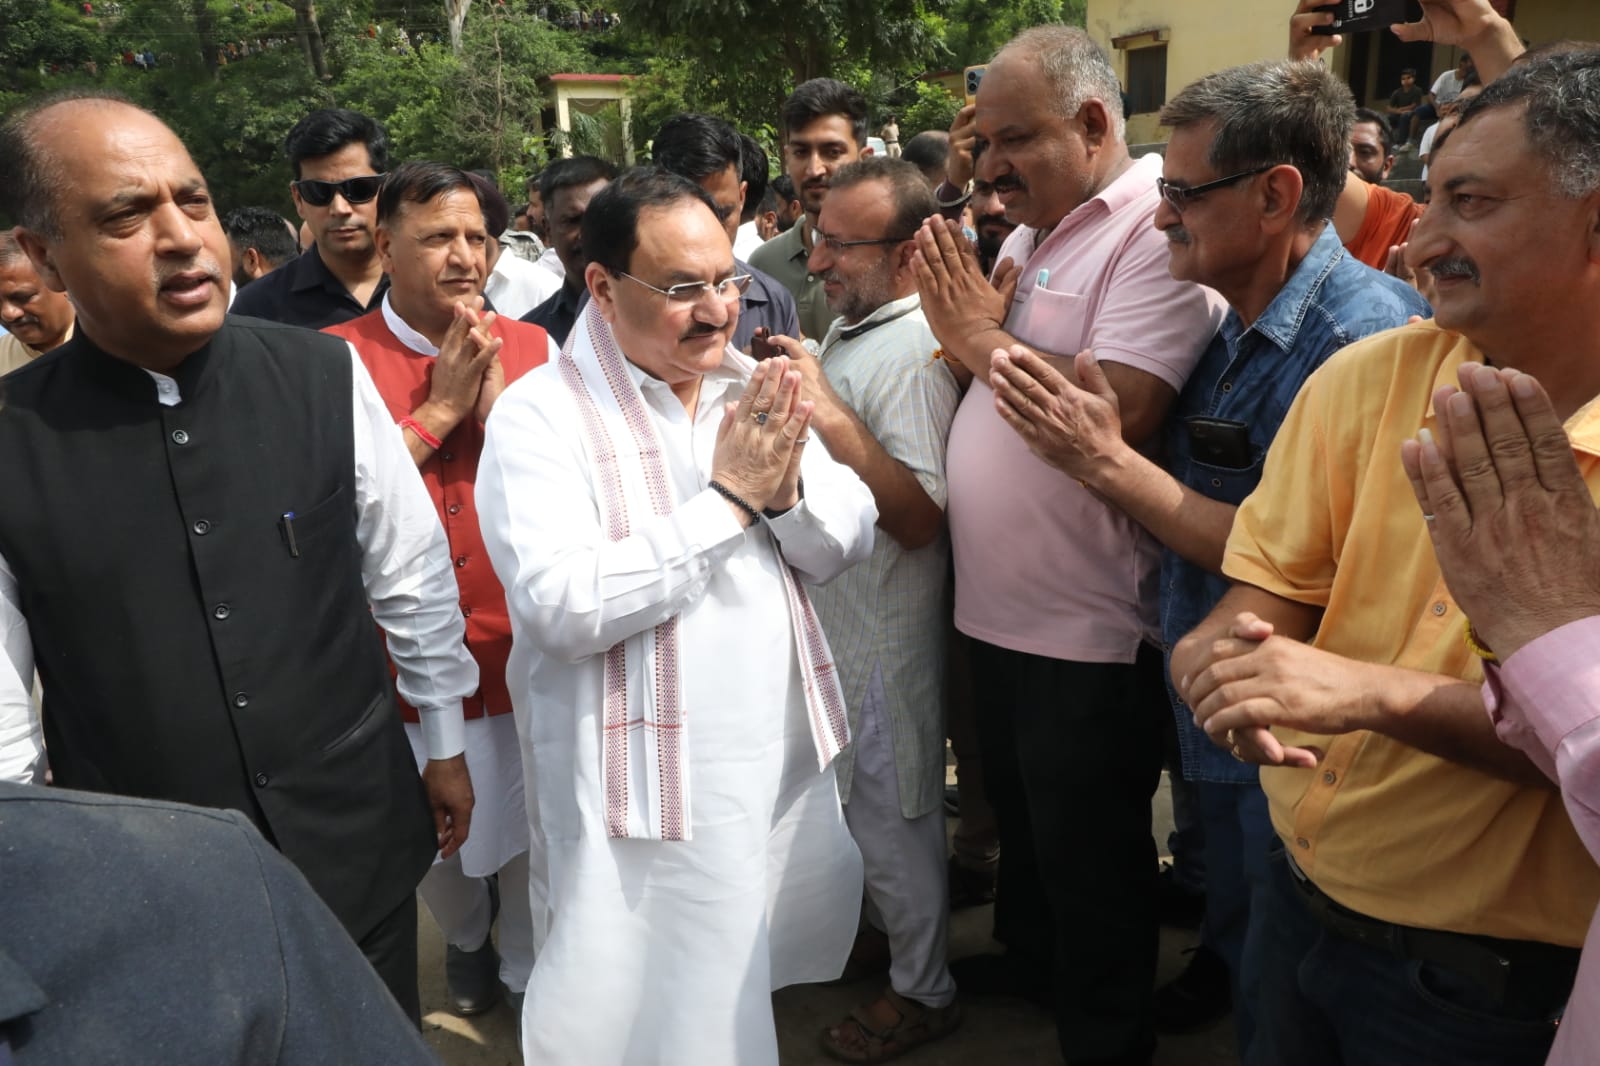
[359,891,421,1026]
[970,639,1167,1066]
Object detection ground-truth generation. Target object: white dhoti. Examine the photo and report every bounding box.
[406,713,534,990]
[477,302,877,1066]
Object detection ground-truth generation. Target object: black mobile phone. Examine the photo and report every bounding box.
[1310,0,1414,35]
[1185,416,1254,469]
[750,327,777,361]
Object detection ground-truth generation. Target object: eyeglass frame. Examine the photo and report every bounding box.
[616,270,754,304]
[291,173,389,207]
[810,226,918,254]
[1154,164,1275,214]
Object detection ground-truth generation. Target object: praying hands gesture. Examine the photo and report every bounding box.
[1400,363,1600,661]
[406,298,503,464]
[911,215,1020,376]
[990,346,1126,482]
[711,356,813,521]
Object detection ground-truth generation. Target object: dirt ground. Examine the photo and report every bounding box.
[418,772,1237,1066]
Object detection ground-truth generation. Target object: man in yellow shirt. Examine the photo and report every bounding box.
[1171,48,1600,1066]
[0,234,73,374]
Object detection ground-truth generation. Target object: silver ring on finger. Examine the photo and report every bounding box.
[1422,513,1435,523]
[753,411,769,425]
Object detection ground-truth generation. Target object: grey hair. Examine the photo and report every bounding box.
[1456,46,1600,199]
[0,232,28,266]
[995,25,1127,143]
[1159,60,1355,226]
[827,157,938,240]
[0,89,137,238]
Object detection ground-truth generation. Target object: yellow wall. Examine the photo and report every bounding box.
[1512,0,1600,48]
[1086,0,1600,144]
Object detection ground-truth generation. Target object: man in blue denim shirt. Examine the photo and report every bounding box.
[990,59,1430,1055]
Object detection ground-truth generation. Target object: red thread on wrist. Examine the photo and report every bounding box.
[400,416,443,451]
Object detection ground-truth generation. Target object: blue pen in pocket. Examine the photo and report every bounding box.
[281,511,300,558]
[1036,268,1050,289]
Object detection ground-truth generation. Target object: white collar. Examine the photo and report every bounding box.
[381,292,438,356]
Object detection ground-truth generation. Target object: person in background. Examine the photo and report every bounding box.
[222,206,299,290]
[734,131,770,260]
[901,130,950,191]
[469,172,561,321]
[0,233,74,374]
[516,155,617,346]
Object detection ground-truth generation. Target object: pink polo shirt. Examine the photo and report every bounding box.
[947,152,1225,663]
[1483,616,1600,1065]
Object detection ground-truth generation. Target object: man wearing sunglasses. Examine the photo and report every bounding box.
[988,60,1429,1058]
[231,109,391,329]
[476,168,874,1065]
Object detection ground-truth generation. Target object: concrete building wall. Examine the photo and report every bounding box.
[1086,0,1600,145]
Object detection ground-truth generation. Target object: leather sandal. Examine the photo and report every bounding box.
[819,986,963,1063]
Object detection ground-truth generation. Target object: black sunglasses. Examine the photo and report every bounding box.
[1155,165,1274,214]
[292,173,387,207]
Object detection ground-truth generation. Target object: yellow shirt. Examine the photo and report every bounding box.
[0,320,71,376]
[1223,321,1600,946]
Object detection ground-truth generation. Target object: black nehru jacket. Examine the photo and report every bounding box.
[229,243,388,329]
[0,319,434,939]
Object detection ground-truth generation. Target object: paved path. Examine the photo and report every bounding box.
[419,774,1238,1065]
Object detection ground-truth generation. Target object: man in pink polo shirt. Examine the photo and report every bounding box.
[914,24,1225,1066]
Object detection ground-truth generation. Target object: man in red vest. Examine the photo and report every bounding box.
[326,161,553,1019]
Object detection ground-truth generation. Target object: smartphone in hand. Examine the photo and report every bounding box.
[1310,0,1413,36]
[751,327,778,361]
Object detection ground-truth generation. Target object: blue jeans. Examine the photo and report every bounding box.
[1247,844,1563,1066]
[1195,781,1273,1058]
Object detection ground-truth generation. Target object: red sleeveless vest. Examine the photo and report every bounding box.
[326,310,550,721]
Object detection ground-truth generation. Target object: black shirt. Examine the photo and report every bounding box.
[521,282,587,347]
[230,244,388,330]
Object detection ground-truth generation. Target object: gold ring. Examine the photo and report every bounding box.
[1226,729,1246,761]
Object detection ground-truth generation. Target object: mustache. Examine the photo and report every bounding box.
[156,258,226,288]
[1164,225,1192,246]
[992,176,1026,194]
[1429,255,1480,283]
[802,178,830,192]
[679,320,724,341]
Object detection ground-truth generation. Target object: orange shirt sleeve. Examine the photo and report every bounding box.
[1344,184,1425,270]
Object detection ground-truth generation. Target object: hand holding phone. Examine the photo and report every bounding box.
[964,64,987,106]
[1311,0,1413,36]
[750,327,777,361]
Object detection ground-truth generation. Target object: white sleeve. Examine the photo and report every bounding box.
[0,552,43,784]
[762,432,877,585]
[477,374,750,664]
[347,345,477,760]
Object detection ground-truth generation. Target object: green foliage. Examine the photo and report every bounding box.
[898,79,961,140]
[1,0,1088,211]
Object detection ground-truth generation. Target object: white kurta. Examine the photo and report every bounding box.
[478,346,875,1066]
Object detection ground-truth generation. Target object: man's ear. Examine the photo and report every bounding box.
[374,224,395,274]
[13,228,65,293]
[1259,164,1305,236]
[587,261,618,320]
[1587,192,1600,267]
[289,183,308,224]
[242,247,264,279]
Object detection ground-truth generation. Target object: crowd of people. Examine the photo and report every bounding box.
[1,0,1599,1065]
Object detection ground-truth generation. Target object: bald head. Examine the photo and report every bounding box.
[2,94,229,369]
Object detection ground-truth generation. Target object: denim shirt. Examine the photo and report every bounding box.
[1159,225,1432,783]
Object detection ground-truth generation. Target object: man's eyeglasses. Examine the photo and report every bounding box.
[811,227,916,253]
[292,174,388,207]
[1155,165,1274,214]
[618,271,753,304]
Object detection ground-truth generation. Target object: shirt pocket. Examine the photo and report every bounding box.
[1013,286,1090,355]
[1188,453,1266,507]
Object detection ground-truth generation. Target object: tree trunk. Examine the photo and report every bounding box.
[446,0,471,51]
[292,0,330,81]
[191,0,220,76]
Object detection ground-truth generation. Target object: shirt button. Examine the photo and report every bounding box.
[455,556,467,568]
[442,452,455,462]
[254,772,268,787]
[1322,770,1337,785]
[448,504,461,515]
[171,429,190,445]
[461,605,473,618]
[1221,382,1233,392]
[1432,602,1447,616]
[1296,837,1311,850]
[213,603,231,620]
[233,692,250,708]
[192,519,211,535]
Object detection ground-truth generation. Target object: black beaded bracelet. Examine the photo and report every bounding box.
[708,480,760,526]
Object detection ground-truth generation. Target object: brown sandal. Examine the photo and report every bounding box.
[819,987,963,1063]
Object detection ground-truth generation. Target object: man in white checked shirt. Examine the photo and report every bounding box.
[768,157,963,1061]
[476,168,876,1066]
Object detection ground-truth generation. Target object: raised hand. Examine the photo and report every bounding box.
[710,356,815,516]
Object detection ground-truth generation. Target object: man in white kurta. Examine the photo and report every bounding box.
[477,168,874,1066]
